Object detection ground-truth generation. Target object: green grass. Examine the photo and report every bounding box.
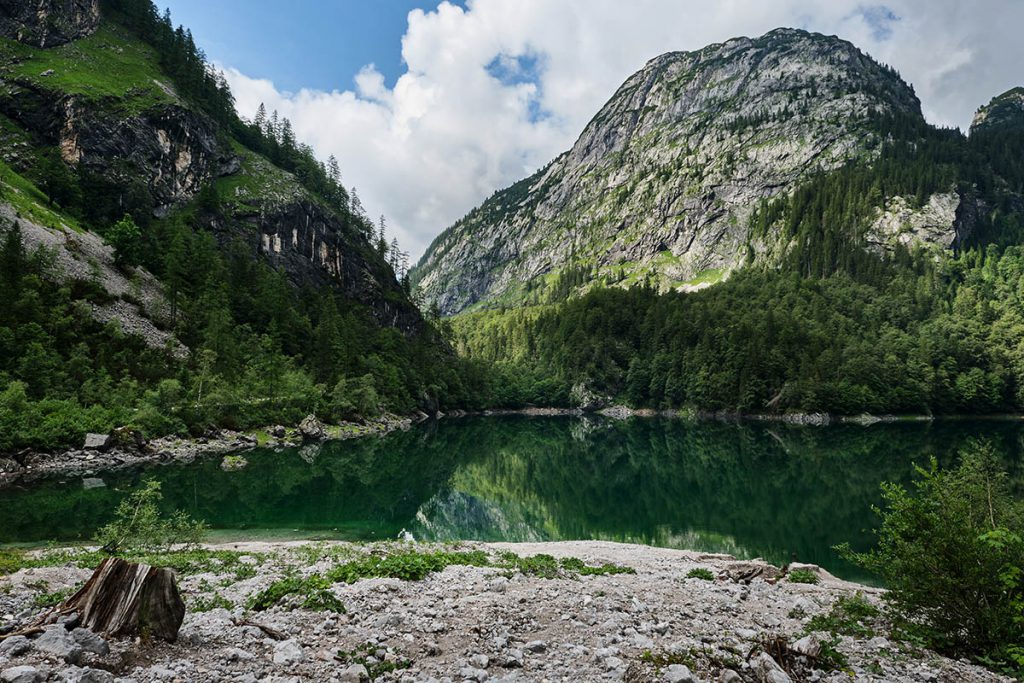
[0,158,83,232]
[215,142,307,215]
[0,22,175,113]
[686,567,715,581]
[0,546,267,580]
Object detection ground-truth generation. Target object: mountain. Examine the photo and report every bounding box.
[971,87,1024,133]
[0,0,485,453]
[414,29,1008,314]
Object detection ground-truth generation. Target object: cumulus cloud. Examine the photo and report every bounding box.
[221,0,1024,260]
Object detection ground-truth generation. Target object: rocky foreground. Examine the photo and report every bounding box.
[0,541,1006,683]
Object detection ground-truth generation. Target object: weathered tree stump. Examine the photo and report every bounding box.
[58,557,185,642]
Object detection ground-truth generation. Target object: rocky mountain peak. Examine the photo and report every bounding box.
[970,87,1024,134]
[414,28,924,314]
[0,0,100,47]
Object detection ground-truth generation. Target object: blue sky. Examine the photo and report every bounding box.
[161,0,462,92]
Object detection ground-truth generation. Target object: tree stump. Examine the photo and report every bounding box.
[58,557,185,642]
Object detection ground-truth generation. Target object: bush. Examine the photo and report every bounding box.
[840,440,1024,672]
[787,569,820,584]
[95,480,206,554]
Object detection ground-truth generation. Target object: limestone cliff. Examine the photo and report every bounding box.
[414,29,975,314]
[0,0,99,48]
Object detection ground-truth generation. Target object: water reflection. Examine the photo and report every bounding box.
[1,416,1021,581]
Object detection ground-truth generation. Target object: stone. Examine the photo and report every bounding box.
[0,666,42,683]
[269,425,287,438]
[469,653,489,669]
[76,669,115,683]
[336,664,368,682]
[791,634,821,658]
[33,625,83,663]
[81,477,106,489]
[718,671,742,683]
[524,640,547,653]
[82,433,111,451]
[70,628,109,656]
[751,652,793,683]
[298,415,325,441]
[272,639,305,666]
[665,664,695,683]
[0,636,30,657]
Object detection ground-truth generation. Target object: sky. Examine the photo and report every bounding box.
[162,0,1024,261]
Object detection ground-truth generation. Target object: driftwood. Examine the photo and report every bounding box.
[58,557,185,642]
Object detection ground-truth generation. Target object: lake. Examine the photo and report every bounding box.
[2,416,1022,581]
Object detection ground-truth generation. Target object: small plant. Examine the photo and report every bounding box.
[95,480,206,555]
[192,592,234,612]
[336,642,412,681]
[327,549,490,583]
[248,574,345,613]
[495,552,634,579]
[686,567,715,581]
[639,648,695,668]
[805,592,879,638]
[32,587,74,608]
[0,548,27,575]
[787,569,819,584]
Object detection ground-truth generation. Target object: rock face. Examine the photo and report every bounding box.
[414,29,955,314]
[0,9,424,336]
[0,0,99,48]
[971,87,1024,134]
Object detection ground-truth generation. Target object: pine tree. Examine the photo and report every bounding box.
[350,188,365,218]
[254,103,267,132]
[327,155,340,184]
[389,237,400,271]
[377,215,388,256]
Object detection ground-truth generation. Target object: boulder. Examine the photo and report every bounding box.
[33,625,82,664]
[0,636,30,657]
[81,477,106,490]
[269,425,287,438]
[298,415,325,441]
[337,664,368,682]
[0,666,43,683]
[70,627,109,656]
[82,433,111,452]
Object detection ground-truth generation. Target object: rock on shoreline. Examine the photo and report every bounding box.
[0,541,1007,682]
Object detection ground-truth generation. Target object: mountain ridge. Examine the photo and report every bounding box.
[413,28,1015,315]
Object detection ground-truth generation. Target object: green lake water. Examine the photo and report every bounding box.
[2,416,1023,582]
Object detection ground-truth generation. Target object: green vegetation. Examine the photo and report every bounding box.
[450,243,1024,414]
[336,642,412,681]
[94,480,205,554]
[787,569,819,584]
[0,214,494,451]
[248,573,345,613]
[327,548,490,583]
[686,567,715,581]
[840,440,1024,674]
[804,593,880,639]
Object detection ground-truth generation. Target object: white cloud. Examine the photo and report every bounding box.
[221,0,1024,261]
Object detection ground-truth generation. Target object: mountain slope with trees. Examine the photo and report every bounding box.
[0,0,495,452]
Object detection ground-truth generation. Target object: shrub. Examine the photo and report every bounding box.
[805,593,880,638]
[95,480,206,554]
[787,569,820,584]
[840,440,1024,672]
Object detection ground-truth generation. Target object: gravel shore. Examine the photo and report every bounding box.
[0,540,1007,682]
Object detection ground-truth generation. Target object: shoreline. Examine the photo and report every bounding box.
[2,407,1021,491]
[0,539,1005,682]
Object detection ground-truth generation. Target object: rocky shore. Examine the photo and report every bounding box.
[0,541,1007,682]
[0,415,416,491]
